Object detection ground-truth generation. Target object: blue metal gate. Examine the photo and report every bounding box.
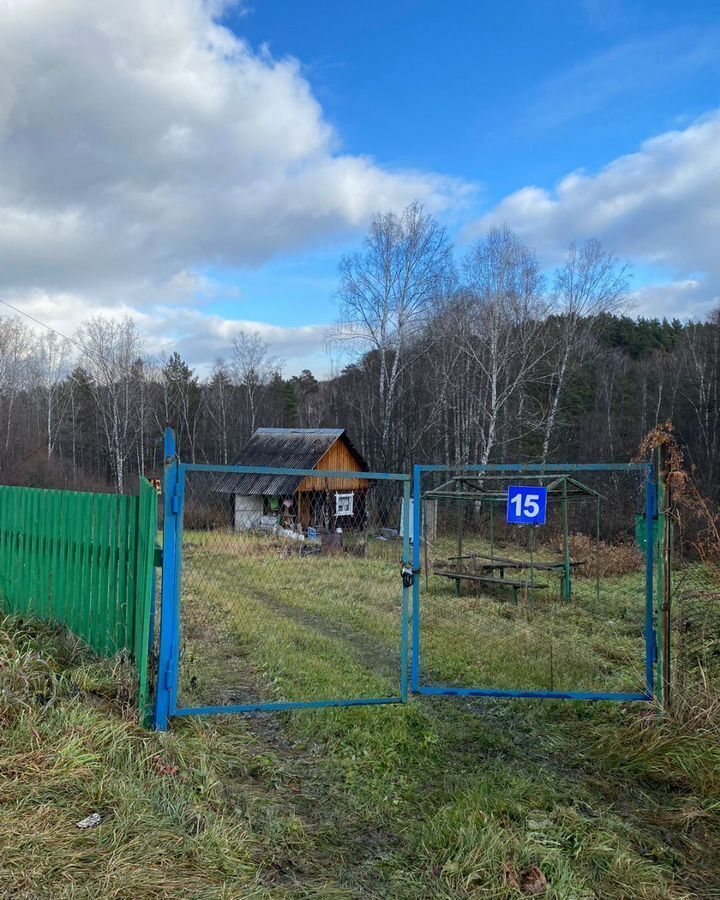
[411,463,657,704]
[154,428,411,730]
[153,432,657,729]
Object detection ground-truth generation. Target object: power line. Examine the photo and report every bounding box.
[0,296,141,377]
[0,296,90,358]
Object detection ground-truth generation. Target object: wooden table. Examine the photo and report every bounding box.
[434,552,583,602]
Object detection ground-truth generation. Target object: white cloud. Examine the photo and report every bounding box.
[0,287,331,375]
[629,279,716,321]
[466,111,720,319]
[0,0,471,366]
[143,307,331,374]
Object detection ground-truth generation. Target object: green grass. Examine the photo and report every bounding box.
[178,530,647,707]
[2,531,720,898]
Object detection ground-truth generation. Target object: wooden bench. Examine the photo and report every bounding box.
[434,569,548,603]
[444,553,584,599]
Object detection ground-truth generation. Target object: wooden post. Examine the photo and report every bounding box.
[660,445,672,710]
[656,448,665,705]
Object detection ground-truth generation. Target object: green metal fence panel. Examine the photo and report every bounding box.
[135,479,158,721]
[0,480,158,718]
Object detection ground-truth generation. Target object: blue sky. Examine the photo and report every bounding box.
[206,0,720,338]
[231,0,718,191]
[1,0,719,375]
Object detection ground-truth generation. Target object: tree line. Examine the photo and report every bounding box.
[0,203,717,504]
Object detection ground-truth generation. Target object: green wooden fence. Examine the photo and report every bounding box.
[0,478,158,719]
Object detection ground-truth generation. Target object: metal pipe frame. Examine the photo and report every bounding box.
[411,462,656,705]
[174,697,404,717]
[155,433,412,729]
[181,462,409,481]
[154,440,656,728]
[418,462,650,473]
[416,686,649,702]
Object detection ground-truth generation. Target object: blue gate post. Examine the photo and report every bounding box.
[153,427,181,731]
[411,465,422,692]
[401,478,411,702]
[644,464,658,701]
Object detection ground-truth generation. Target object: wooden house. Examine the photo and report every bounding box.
[214,428,369,532]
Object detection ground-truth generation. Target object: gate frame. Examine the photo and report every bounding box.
[411,462,657,704]
[154,427,411,730]
[153,441,657,730]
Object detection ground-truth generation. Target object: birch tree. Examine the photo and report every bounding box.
[679,317,720,478]
[541,240,628,461]
[77,316,142,492]
[231,331,278,440]
[0,317,34,466]
[207,360,233,464]
[458,227,548,464]
[335,201,454,468]
[35,331,70,458]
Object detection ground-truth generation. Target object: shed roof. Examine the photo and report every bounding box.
[214,428,367,495]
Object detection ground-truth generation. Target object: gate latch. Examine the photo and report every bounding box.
[401,563,414,588]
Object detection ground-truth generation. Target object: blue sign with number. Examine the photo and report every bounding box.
[507,485,547,525]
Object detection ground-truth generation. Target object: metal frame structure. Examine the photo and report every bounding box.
[422,472,603,602]
[411,462,657,705]
[154,427,411,731]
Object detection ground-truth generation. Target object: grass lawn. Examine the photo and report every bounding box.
[177,529,648,707]
[2,530,719,898]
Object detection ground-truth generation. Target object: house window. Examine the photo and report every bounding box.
[335,492,354,516]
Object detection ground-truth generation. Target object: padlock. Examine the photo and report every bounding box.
[401,563,414,588]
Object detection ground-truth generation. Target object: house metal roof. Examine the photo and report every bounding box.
[214,428,367,495]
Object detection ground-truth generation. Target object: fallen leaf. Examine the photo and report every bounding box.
[154,759,181,777]
[520,865,547,895]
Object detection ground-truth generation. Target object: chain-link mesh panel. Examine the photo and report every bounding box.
[635,424,719,727]
[417,468,650,695]
[177,469,407,710]
[671,501,720,727]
